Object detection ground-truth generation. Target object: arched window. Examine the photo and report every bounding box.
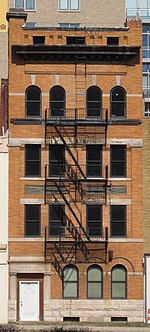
[111,265,127,299]
[87,265,103,298]
[62,265,78,298]
[50,85,66,116]
[86,86,102,117]
[110,86,126,118]
[25,85,41,117]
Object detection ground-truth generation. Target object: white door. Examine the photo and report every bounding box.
[19,281,39,321]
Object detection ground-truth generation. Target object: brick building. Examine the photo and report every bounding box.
[7,10,143,323]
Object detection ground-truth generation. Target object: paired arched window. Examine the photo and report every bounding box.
[25,85,41,117]
[87,265,103,299]
[50,85,66,117]
[110,86,126,118]
[86,86,102,117]
[111,265,127,299]
[62,265,78,299]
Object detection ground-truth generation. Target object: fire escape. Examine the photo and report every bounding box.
[44,35,110,278]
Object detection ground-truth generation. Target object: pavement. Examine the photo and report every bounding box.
[14,322,150,332]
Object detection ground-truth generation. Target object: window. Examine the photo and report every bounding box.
[144,102,150,117]
[110,205,126,237]
[110,145,126,177]
[25,144,41,177]
[49,145,65,177]
[86,145,102,177]
[111,265,127,299]
[66,36,85,45]
[87,205,102,237]
[143,69,150,98]
[107,37,119,45]
[110,86,126,118]
[25,85,41,117]
[15,0,35,10]
[87,265,103,298]
[33,36,45,44]
[49,205,65,237]
[86,86,102,117]
[59,23,80,28]
[25,205,40,237]
[50,86,66,117]
[63,265,78,298]
[59,0,79,11]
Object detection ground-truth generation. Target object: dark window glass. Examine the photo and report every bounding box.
[66,36,85,44]
[33,36,45,44]
[49,205,65,237]
[87,265,103,298]
[86,86,102,117]
[107,37,119,45]
[25,85,41,117]
[25,205,40,237]
[87,205,102,237]
[25,145,41,177]
[50,86,65,116]
[110,145,126,177]
[111,265,127,299]
[110,86,126,118]
[63,265,78,298]
[49,145,65,176]
[86,145,102,177]
[110,205,126,237]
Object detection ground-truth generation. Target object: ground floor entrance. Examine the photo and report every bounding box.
[19,281,39,321]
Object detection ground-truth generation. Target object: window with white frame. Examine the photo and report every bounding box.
[59,0,79,11]
[59,23,80,28]
[15,0,35,10]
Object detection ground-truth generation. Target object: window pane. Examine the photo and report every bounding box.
[64,282,77,297]
[26,86,41,117]
[50,86,65,116]
[110,145,126,177]
[25,145,41,177]
[15,0,24,8]
[88,283,102,298]
[88,267,102,281]
[26,0,35,9]
[59,0,68,9]
[112,283,126,298]
[112,268,126,281]
[64,267,77,281]
[70,0,79,9]
[25,205,40,237]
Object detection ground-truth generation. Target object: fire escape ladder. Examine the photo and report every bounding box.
[65,215,89,260]
[53,124,86,179]
[52,252,63,278]
[54,181,91,241]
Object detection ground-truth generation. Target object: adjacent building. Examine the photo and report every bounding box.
[7,6,143,322]
[0,135,8,324]
[126,0,150,323]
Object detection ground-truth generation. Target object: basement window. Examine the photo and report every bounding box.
[111,317,127,322]
[66,36,85,45]
[107,37,119,45]
[33,36,45,44]
[63,317,80,322]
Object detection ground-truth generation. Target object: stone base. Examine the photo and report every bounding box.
[43,299,143,323]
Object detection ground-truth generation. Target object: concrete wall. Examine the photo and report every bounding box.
[8,0,126,27]
[0,135,8,323]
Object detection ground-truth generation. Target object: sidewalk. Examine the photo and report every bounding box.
[16,322,150,332]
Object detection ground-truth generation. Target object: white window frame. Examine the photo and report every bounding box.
[15,0,36,11]
[59,0,80,11]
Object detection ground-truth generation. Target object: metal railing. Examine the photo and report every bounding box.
[45,163,108,180]
[45,108,108,122]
